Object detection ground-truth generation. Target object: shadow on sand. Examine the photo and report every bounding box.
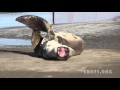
[0,49,37,57]
[0,49,61,61]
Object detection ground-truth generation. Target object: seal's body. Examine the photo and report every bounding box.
[16,15,84,60]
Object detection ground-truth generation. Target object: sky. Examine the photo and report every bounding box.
[0,12,52,28]
[0,12,52,45]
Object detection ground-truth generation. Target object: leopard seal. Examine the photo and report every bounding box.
[16,15,84,60]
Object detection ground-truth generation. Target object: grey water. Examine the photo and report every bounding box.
[0,38,31,46]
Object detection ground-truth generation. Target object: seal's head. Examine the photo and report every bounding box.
[57,47,70,60]
[41,40,75,60]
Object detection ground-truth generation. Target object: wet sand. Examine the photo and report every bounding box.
[0,47,120,78]
[0,19,120,78]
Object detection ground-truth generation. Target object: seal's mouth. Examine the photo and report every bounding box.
[57,47,69,58]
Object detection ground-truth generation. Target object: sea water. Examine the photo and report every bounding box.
[0,38,31,46]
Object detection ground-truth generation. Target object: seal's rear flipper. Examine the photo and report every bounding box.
[16,15,52,32]
[16,15,55,47]
[16,15,54,56]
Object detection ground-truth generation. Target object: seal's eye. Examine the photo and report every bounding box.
[57,47,69,58]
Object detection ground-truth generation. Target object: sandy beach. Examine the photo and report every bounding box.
[0,19,120,78]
